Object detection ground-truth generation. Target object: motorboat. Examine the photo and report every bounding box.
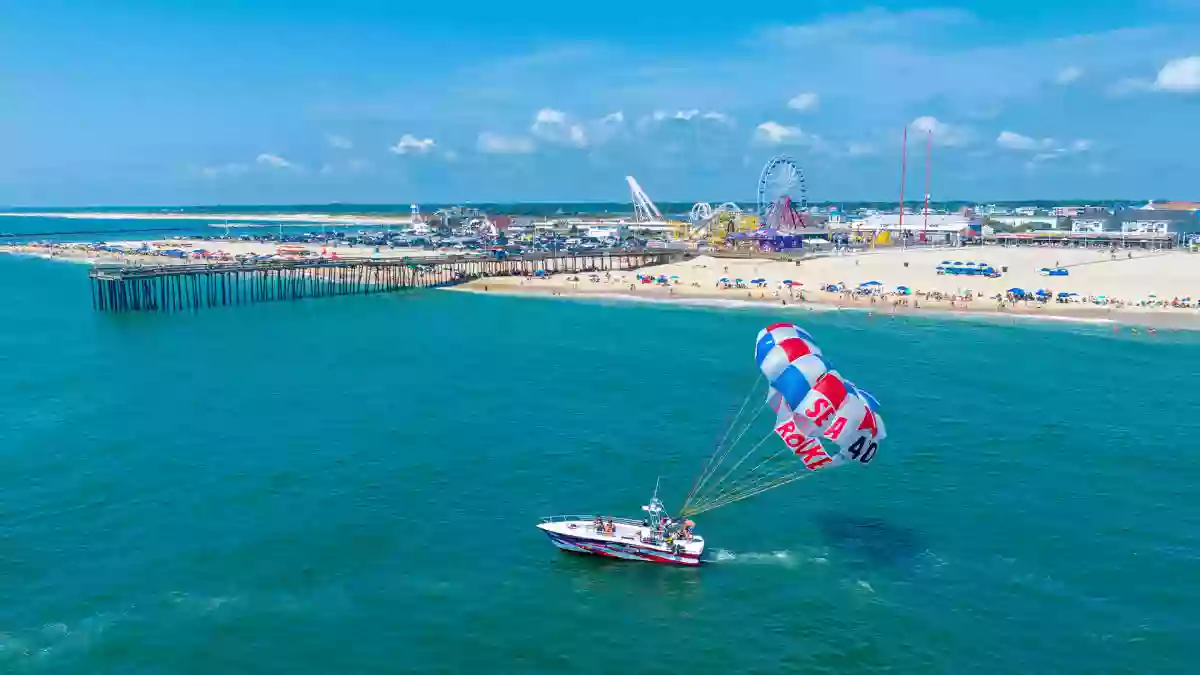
[537,483,704,566]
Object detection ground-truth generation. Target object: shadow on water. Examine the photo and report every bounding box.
[814,511,922,570]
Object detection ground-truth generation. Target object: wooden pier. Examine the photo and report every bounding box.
[88,250,683,312]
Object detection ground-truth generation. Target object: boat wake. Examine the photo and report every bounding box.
[706,548,819,567]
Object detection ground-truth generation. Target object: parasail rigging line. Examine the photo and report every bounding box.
[685,472,815,517]
[682,380,770,514]
[684,439,798,514]
[686,426,778,512]
[683,374,762,509]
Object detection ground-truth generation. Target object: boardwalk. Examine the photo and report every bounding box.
[89,250,683,312]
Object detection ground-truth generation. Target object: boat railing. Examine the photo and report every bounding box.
[540,515,647,527]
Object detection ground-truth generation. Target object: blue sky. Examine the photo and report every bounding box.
[1,0,1198,206]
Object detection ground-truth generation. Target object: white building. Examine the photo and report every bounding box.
[989,215,1062,229]
[851,213,973,233]
[1121,219,1170,234]
[586,224,628,240]
[1071,218,1106,233]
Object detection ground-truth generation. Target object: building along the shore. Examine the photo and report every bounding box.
[1071,208,1200,235]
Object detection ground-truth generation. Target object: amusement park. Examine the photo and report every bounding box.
[683,155,812,250]
[372,155,829,253]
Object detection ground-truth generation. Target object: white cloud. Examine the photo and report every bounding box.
[327,134,354,150]
[996,131,1093,160]
[477,132,536,154]
[909,116,972,146]
[996,131,1055,151]
[530,108,588,147]
[845,141,876,156]
[767,8,975,45]
[442,149,459,162]
[1002,133,1093,167]
[390,134,437,155]
[198,163,249,179]
[787,92,820,111]
[650,109,732,123]
[754,121,809,145]
[599,111,625,125]
[256,153,297,170]
[1106,77,1151,96]
[1153,55,1200,93]
[1055,66,1083,85]
[653,109,698,122]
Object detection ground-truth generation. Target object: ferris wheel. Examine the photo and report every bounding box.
[756,156,808,227]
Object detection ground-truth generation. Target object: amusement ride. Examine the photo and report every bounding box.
[686,155,810,245]
[757,155,807,229]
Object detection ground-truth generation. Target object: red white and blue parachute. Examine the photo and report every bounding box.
[682,323,887,516]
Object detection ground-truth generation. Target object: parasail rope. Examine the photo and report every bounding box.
[683,442,795,514]
[684,472,815,517]
[683,375,761,509]
[682,377,766,512]
[688,425,778,511]
[692,463,800,512]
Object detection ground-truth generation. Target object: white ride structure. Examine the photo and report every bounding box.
[688,201,743,240]
[627,175,664,224]
[537,481,704,566]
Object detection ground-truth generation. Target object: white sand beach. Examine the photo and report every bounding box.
[458,246,1200,327]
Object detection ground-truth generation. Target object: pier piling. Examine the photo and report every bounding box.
[88,251,682,312]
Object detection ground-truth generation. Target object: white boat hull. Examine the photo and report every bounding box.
[537,518,704,566]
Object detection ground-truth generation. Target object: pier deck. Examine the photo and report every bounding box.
[88,250,683,312]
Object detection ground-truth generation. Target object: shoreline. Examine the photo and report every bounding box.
[6,240,1199,331]
[447,278,1200,331]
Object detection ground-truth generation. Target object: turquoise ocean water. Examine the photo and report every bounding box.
[2,251,1199,674]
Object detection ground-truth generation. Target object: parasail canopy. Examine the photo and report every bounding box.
[681,323,887,517]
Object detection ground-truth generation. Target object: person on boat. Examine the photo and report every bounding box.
[593,515,603,532]
[605,518,615,535]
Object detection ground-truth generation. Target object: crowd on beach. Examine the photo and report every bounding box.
[468,249,1200,328]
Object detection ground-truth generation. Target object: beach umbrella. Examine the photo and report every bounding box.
[670,275,679,279]
[735,278,744,283]
[941,260,951,264]
[719,276,730,282]
[783,279,793,284]
[859,280,882,286]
